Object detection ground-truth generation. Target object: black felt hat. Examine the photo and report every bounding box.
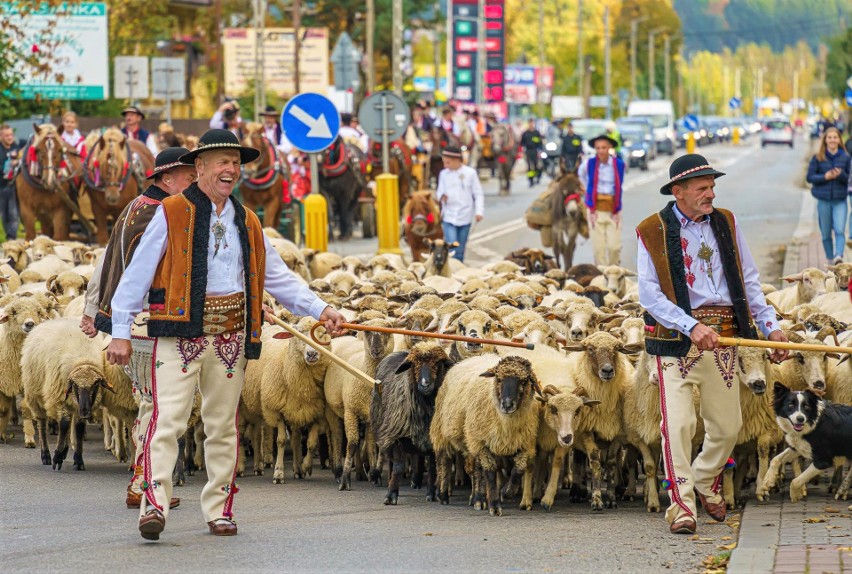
[442,145,463,159]
[178,129,260,165]
[587,133,619,148]
[147,146,191,179]
[121,106,145,119]
[660,153,726,195]
[259,105,279,117]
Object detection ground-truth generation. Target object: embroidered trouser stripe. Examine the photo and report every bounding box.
[140,333,247,524]
[656,349,741,525]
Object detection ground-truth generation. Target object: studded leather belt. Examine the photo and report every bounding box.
[693,306,738,337]
[203,293,245,336]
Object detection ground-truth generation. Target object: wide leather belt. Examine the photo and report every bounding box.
[203,293,245,336]
[595,195,614,213]
[694,306,738,337]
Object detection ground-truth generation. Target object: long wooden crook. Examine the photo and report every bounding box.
[717,336,852,355]
[309,321,535,350]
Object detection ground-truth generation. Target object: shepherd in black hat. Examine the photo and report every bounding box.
[635,153,788,537]
[578,132,626,265]
[121,106,159,157]
[258,105,287,150]
[80,146,198,513]
[105,130,345,541]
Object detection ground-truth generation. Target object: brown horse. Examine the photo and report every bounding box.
[82,127,154,245]
[239,124,290,228]
[367,139,413,210]
[489,123,516,195]
[402,190,443,262]
[319,138,367,241]
[16,124,84,241]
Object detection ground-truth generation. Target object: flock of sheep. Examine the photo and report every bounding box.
[2,233,852,517]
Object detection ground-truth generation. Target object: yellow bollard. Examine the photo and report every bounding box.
[303,193,328,252]
[375,173,402,255]
[686,132,696,154]
[732,127,740,146]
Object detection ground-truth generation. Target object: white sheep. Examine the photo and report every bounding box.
[589,265,637,299]
[766,268,830,312]
[18,254,72,284]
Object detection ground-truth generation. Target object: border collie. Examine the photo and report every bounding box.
[755,382,852,502]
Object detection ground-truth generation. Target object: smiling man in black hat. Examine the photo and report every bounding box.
[121,106,159,157]
[105,129,345,541]
[636,153,788,536]
[81,146,196,511]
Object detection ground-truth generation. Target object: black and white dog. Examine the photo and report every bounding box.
[756,382,852,502]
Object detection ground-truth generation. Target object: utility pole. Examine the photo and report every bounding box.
[757,67,764,100]
[293,0,302,94]
[734,66,741,97]
[477,0,486,104]
[604,5,611,119]
[537,0,545,118]
[215,0,224,102]
[648,28,664,99]
[792,70,799,116]
[366,0,374,92]
[433,1,441,99]
[576,0,583,97]
[663,34,671,101]
[723,65,730,116]
[392,0,403,96]
[630,16,647,100]
[253,0,267,120]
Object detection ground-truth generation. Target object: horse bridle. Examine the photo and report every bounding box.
[83,138,132,193]
[21,134,81,192]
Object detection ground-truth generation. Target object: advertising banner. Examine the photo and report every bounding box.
[223,27,329,97]
[1,2,109,100]
[449,0,505,104]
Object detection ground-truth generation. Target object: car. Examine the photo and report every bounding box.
[616,117,657,159]
[761,118,794,148]
[627,100,677,155]
[619,125,650,171]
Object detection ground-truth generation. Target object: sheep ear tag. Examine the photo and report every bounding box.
[272,332,293,340]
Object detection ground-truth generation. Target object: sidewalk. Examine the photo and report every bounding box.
[780,191,824,279]
[728,482,852,574]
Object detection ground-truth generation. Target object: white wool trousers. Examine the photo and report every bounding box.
[140,332,247,523]
[655,347,741,525]
[127,313,154,493]
[590,211,621,266]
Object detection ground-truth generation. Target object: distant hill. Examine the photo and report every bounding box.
[675,0,851,53]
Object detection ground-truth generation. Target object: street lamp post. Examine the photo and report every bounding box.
[630,16,648,100]
[648,27,665,100]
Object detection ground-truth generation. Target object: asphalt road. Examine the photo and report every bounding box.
[0,135,810,573]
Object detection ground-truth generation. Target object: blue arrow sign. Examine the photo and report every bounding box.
[281,93,340,153]
[846,88,852,108]
[728,97,742,110]
[684,114,699,131]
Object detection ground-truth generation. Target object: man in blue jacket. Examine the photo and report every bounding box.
[578,134,625,265]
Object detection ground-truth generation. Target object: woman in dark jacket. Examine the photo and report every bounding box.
[807,126,850,264]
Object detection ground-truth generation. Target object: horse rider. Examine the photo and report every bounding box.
[121,106,159,157]
[0,123,25,241]
[440,107,462,139]
[105,129,345,541]
[80,146,197,511]
[520,119,544,187]
[210,99,245,140]
[636,153,788,535]
[560,122,583,173]
[258,105,292,155]
[338,113,368,152]
[578,133,625,266]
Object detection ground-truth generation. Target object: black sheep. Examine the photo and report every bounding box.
[370,343,454,505]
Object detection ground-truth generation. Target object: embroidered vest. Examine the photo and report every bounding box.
[94,185,169,334]
[584,156,625,213]
[636,202,757,357]
[122,126,151,143]
[146,184,267,359]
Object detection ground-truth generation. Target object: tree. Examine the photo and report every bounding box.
[826,26,852,99]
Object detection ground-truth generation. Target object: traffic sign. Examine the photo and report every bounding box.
[281,93,340,153]
[152,57,186,101]
[684,114,699,131]
[847,75,852,90]
[114,56,150,101]
[728,97,742,110]
[358,91,410,143]
[846,89,852,107]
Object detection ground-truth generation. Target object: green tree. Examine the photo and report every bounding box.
[826,26,852,99]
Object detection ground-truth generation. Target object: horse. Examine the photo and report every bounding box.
[318,138,367,241]
[425,125,459,189]
[367,139,414,210]
[549,172,589,270]
[489,123,516,195]
[238,124,291,229]
[15,124,84,241]
[459,121,481,169]
[82,127,154,245]
[402,190,443,263]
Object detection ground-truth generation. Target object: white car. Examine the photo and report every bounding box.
[761,118,794,148]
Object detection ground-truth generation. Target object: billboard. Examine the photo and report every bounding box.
[504,64,554,104]
[223,28,330,97]
[1,2,109,100]
[449,0,505,104]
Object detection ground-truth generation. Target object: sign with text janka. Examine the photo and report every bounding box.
[1,2,109,100]
[223,28,329,98]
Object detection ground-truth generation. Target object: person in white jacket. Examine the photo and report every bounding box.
[435,145,483,262]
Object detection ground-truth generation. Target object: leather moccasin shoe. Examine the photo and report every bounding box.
[696,490,727,522]
[670,517,697,535]
[126,490,181,509]
[138,509,165,541]
[208,519,238,536]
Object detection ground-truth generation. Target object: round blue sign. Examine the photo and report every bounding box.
[281,93,341,153]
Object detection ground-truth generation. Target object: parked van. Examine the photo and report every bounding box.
[627,100,676,155]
